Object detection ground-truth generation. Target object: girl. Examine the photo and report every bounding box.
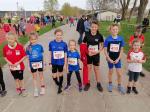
[26,32,45,97]
[83,20,104,92]
[104,23,125,94]
[0,64,7,97]
[127,39,146,94]
[3,32,27,96]
[49,29,68,94]
[64,40,82,92]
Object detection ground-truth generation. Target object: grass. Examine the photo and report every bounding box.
[0,22,61,66]
[99,21,150,71]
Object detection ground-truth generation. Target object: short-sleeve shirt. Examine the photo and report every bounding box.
[127,49,145,72]
[83,32,104,54]
[67,50,80,71]
[104,35,125,61]
[3,43,26,70]
[26,44,44,62]
[129,34,145,45]
[49,40,68,65]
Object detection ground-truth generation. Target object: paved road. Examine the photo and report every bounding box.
[1,24,150,112]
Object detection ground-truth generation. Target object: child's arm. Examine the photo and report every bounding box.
[78,59,82,70]
[14,56,26,66]
[114,47,123,64]
[49,51,52,65]
[4,57,13,66]
[104,47,114,63]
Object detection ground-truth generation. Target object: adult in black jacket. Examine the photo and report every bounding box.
[142,17,149,33]
[76,15,85,44]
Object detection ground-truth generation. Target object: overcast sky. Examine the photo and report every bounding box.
[0,0,87,11]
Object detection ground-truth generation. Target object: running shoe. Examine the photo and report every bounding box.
[84,83,90,91]
[132,87,138,94]
[118,85,126,94]
[34,89,39,97]
[40,87,45,95]
[64,84,71,90]
[97,83,103,92]
[79,84,82,92]
[107,83,113,92]
[1,90,7,97]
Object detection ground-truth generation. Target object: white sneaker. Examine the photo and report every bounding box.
[34,89,39,97]
[40,87,45,95]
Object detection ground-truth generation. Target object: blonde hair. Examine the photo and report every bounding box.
[132,39,141,46]
[54,29,63,35]
[6,32,18,42]
[28,32,38,39]
[108,23,121,31]
[69,39,76,45]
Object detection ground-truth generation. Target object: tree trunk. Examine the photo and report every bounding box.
[137,0,148,24]
[128,0,137,22]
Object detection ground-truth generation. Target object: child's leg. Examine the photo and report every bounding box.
[88,64,92,81]
[75,71,82,85]
[116,68,122,85]
[32,73,38,89]
[39,71,45,87]
[93,65,100,83]
[108,69,113,83]
[0,68,6,91]
[52,65,59,85]
[67,71,73,86]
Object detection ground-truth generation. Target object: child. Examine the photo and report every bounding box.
[64,40,82,92]
[0,65,7,97]
[83,20,104,92]
[3,32,27,96]
[49,29,68,94]
[127,39,146,94]
[26,32,45,97]
[104,23,125,94]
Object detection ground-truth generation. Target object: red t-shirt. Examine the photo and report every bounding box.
[129,34,145,45]
[3,24,10,32]
[3,43,26,70]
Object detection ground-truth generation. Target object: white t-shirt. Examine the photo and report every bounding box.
[127,50,145,72]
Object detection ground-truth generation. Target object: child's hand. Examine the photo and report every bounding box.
[107,57,114,64]
[114,59,120,64]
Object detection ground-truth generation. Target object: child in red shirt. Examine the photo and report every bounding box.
[3,32,27,96]
[3,23,11,33]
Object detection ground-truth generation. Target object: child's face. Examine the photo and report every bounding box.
[110,26,119,36]
[7,36,16,46]
[29,36,38,44]
[91,23,98,34]
[135,30,142,36]
[55,32,63,41]
[133,42,141,51]
[69,41,76,51]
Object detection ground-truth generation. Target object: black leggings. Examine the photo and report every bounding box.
[0,68,6,91]
[67,71,82,85]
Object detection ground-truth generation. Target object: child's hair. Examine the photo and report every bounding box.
[91,20,99,26]
[28,32,38,39]
[135,25,142,32]
[108,23,120,31]
[132,39,141,46]
[6,32,18,42]
[54,29,63,35]
[69,39,76,45]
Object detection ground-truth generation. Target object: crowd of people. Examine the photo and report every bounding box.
[0,14,147,98]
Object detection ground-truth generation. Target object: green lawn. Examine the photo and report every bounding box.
[99,21,150,71]
[0,22,61,66]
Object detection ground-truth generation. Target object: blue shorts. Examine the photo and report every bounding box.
[107,60,121,69]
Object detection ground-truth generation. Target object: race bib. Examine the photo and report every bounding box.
[10,65,21,70]
[31,61,43,69]
[53,51,64,59]
[88,45,98,52]
[16,50,20,55]
[110,44,120,52]
[68,58,78,65]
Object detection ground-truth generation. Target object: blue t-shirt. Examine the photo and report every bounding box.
[104,35,125,61]
[49,40,68,65]
[67,50,80,71]
[26,44,44,62]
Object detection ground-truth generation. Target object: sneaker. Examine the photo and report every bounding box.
[16,88,22,95]
[97,83,103,92]
[118,85,126,94]
[140,72,145,77]
[107,83,113,92]
[64,84,71,90]
[34,89,39,97]
[40,87,45,95]
[21,89,28,97]
[0,90,2,94]
[126,87,131,94]
[84,83,90,91]
[132,87,138,94]
[1,90,7,97]
[79,84,82,92]
[57,87,62,94]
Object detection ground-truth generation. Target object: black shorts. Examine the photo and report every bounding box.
[10,70,24,80]
[128,71,140,82]
[52,65,64,73]
[87,54,100,66]
[30,61,43,73]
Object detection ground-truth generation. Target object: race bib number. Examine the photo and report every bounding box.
[9,65,21,70]
[53,51,64,59]
[110,44,120,52]
[88,45,98,52]
[31,61,43,69]
[68,58,78,65]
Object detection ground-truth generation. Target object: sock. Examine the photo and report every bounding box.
[53,77,59,85]
[59,76,63,88]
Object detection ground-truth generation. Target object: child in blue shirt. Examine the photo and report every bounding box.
[49,29,68,94]
[26,32,45,97]
[104,23,126,94]
[64,40,82,92]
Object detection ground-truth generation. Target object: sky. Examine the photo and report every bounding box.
[0,0,87,11]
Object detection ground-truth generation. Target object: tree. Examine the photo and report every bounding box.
[43,0,58,12]
[128,0,137,22]
[119,0,131,20]
[137,0,149,24]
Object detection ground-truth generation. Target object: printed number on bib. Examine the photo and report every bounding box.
[32,61,43,69]
[68,58,78,65]
[110,44,120,52]
[88,45,98,52]
[53,51,64,59]
[10,65,21,70]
